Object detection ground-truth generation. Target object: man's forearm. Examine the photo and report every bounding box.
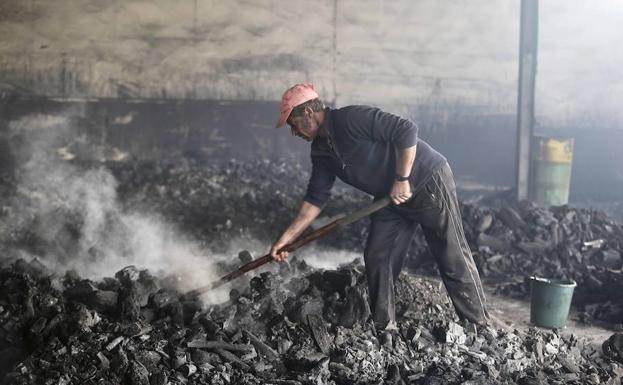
[396,145,417,178]
[389,146,417,205]
[277,201,322,246]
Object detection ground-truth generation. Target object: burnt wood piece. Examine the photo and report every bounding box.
[133,350,161,373]
[118,282,140,322]
[214,348,251,371]
[244,330,287,373]
[106,336,125,351]
[238,250,253,264]
[180,363,197,377]
[115,265,140,285]
[127,360,149,385]
[322,269,356,295]
[476,214,494,233]
[515,239,552,255]
[191,349,221,365]
[150,372,168,385]
[90,290,119,312]
[147,289,175,309]
[603,333,623,363]
[477,233,511,251]
[65,280,118,312]
[338,286,370,328]
[498,206,528,234]
[198,315,222,338]
[187,339,253,353]
[307,314,331,355]
[243,331,280,361]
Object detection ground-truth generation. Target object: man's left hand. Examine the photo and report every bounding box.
[390,180,412,205]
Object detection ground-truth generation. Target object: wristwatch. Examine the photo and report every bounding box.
[395,174,410,182]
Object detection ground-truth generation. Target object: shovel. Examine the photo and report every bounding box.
[186,196,391,296]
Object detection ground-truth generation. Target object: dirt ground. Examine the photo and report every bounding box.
[411,273,617,349]
[483,284,618,349]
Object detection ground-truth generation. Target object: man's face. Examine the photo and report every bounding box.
[287,108,318,142]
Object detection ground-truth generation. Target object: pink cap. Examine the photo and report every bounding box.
[275,83,319,128]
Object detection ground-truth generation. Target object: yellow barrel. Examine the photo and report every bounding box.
[530,136,574,206]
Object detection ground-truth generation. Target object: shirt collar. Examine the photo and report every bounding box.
[320,107,334,138]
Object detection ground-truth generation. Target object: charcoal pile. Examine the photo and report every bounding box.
[104,160,623,324]
[1,256,622,385]
[603,333,623,365]
[459,200,623,324]
[106,159,372,251]
[0,158,372,280]
[2,157,622,325]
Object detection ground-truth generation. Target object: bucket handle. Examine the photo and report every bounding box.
[529,276,577,288]
[529,276,551,284]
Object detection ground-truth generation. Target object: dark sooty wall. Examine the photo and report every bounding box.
[1,97,621,202]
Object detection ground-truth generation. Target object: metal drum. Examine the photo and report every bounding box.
[531,136,574,206]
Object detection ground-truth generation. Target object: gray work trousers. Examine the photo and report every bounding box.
[364,162,489,327]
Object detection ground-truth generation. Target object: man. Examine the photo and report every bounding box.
[270,83,489,329]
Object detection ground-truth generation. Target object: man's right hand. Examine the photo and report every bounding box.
[270,239,290,262]
[270,201,322,263]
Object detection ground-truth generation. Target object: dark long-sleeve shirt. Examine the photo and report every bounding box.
[303,106,446,207]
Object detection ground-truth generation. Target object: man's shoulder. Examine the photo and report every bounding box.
[335,105,380,115]
[333,105,382,125]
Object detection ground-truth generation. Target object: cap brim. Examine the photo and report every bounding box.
[275,108,292,128]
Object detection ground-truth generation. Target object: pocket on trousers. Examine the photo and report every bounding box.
[409,179,443,212]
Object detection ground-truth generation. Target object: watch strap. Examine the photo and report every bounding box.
[395,174,410,182]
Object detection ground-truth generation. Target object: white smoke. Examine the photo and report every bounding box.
[5,112,232,302]
[3,111,364,305]
[299,245,362,270]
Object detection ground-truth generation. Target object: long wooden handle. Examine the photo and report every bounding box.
[187,197,391,295]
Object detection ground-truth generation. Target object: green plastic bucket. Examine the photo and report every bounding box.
[529,277,576,328]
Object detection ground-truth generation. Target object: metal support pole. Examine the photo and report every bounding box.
[515,0,539,201]
[332,0,338,106]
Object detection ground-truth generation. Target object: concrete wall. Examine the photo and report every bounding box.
[1,1,623,201]
[2,97,621,202]
[0,1,513,109]
[3,0,622,123]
